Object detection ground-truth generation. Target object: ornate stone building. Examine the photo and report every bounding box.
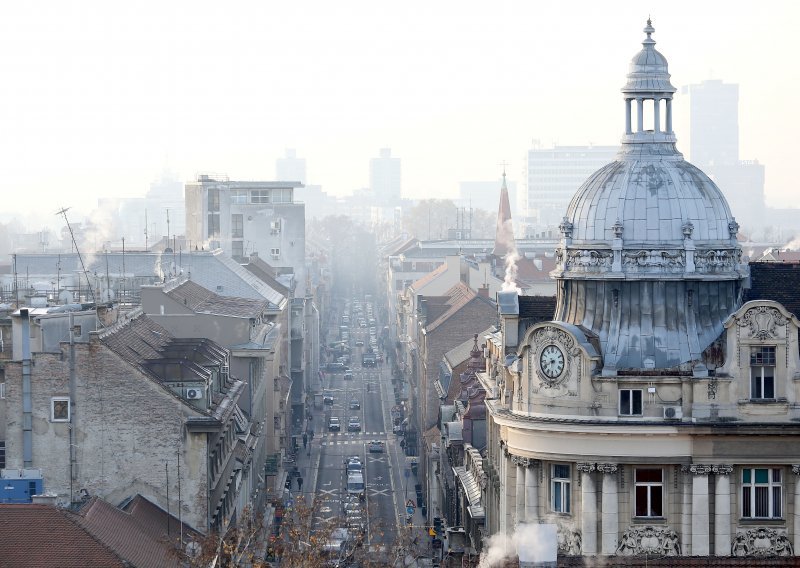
[480,21,800,561]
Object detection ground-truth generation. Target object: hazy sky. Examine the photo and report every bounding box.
[1,1,797,229]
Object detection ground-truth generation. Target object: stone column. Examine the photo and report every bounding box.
[598,463,619,555]
[625,99,632,134]
[712,465,732,556]
[792,465,800,553]
[666,99,673,132]
[636,98,644,132]
[690,464,712,556]
[516,464,525,525]
[577,463,597,555]
[653,97,661,132]
[525,460,540,523]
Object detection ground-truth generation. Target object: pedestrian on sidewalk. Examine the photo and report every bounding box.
[297,476,303,492]
[302,432,308,449]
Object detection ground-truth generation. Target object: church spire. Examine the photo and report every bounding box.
[492,171,515,257]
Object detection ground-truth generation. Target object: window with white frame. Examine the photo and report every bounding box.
[619,389,643,415]
[0,382,5,399]
[271,248,280,258]
[750,346,776,400]
[231,214,244,238]
[51,397,70,422]
[634,468,663,517]
[230,190,248,204]
[251,190,270,204]
[742,467,782,519]
[551,464,571,513]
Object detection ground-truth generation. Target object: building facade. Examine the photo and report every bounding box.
[481,21,800,562]
[370,148,402,206]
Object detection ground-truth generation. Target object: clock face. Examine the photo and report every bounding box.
[540,345,565,379]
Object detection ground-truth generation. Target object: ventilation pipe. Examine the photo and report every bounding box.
[21,309,32,468]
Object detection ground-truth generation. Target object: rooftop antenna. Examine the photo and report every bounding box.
[144,209,149,250]
[165,208,170,245]
[56,207,96,303]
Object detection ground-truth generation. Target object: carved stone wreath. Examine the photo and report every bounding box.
[731,527,794,557]
[617,525,681,556]
[622,249,685,273]
[530,326,577,388]
[737,306,788,340]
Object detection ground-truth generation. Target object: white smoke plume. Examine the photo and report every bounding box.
[501,249,521,293]
[479,523,556,567]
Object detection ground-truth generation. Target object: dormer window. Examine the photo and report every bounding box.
[750,346,776,400]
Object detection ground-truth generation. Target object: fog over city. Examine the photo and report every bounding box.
[0,0,797,231]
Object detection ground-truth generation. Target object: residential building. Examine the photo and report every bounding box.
[184,175,306,292]
[4,307,246,533]
[480,21,800,563]
[276,148,307,185]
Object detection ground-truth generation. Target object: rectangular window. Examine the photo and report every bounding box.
[51,397,70,422]
[232,240,244,258]
[551,464,571,513]
[207,188,220,212]
[251,190,270,204]
[273,188,292,203]
[619,389,643,415]
[0,382,4,399]
[230,190,248,204]
[271,248,281,258]
[231,214,244,238]
[750,346,776,399]
[0,441,5,469]
[207,213,220,238]
[742,468,782,519]
[634,468,663,517]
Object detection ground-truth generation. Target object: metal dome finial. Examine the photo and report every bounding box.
[643,18,655,46]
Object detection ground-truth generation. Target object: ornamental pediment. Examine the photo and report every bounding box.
[724,300,800,340]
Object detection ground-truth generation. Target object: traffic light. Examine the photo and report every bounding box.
[433,517,443,533]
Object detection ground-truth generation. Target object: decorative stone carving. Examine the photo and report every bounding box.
[596,463,618,474]
[731,527,794,557]
[707,375,718,399]
[682,221,694,239]
[612,219,624,239]
[559,217,574,239]
[565,249,613,272]
[689,464,713,475]
[576,462,596,473]
[736,305,788,340]
[694,249,739,272]
[711,464,733,475]
[511,455,531,468]
[530,326,578,389]
[622,249,685,272]
[616,525,681,556]
[478,471,488,489]
[792,465,800,476]
[557,525,582,555]
[728,218,740,239]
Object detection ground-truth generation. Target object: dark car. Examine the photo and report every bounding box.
[323,393,334,405]
[349,399,360,410]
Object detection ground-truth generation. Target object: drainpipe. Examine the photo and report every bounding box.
[69,311,77,504]
[21,309,32,468]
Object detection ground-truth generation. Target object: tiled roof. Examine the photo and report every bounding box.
[121,494,200,543]
[409,262,449,292]
[515,255,557,284]
[745,261,800,319]
[0,504,127,568]
[73,496,196,568]
[444,327,493,369]
[165,279,269,318]
[426,283,494,333]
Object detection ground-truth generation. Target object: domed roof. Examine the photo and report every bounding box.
[622,19,676,95]
[565,156,736,245]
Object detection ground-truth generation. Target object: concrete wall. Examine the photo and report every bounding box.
[4,341,211,531]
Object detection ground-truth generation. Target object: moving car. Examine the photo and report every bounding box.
[348,416,361,432]
[323,393,334,405]
[355,340,364,347]
[346,472,365,498]
[349,398,360,410]
[344,372,353,381]
[329,417,341,432]
[368,440,385,453]
[345,457,363,474]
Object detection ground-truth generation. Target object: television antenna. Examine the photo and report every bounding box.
[55,207,96,303]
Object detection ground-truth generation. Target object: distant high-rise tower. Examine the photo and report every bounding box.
[276,149,307,185]
[369,148,401,205]
[682,79,765,230]
[682,79,739,167]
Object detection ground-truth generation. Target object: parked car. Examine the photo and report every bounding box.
[329,417,341,432]
[368,440,385,453]
[348,416,361,432]
[349,398,360,410]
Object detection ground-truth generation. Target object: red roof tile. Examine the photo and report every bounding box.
[0,504,126,568]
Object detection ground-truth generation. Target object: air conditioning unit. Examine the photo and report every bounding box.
[663,405,682,420]
[186,387,204,400]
